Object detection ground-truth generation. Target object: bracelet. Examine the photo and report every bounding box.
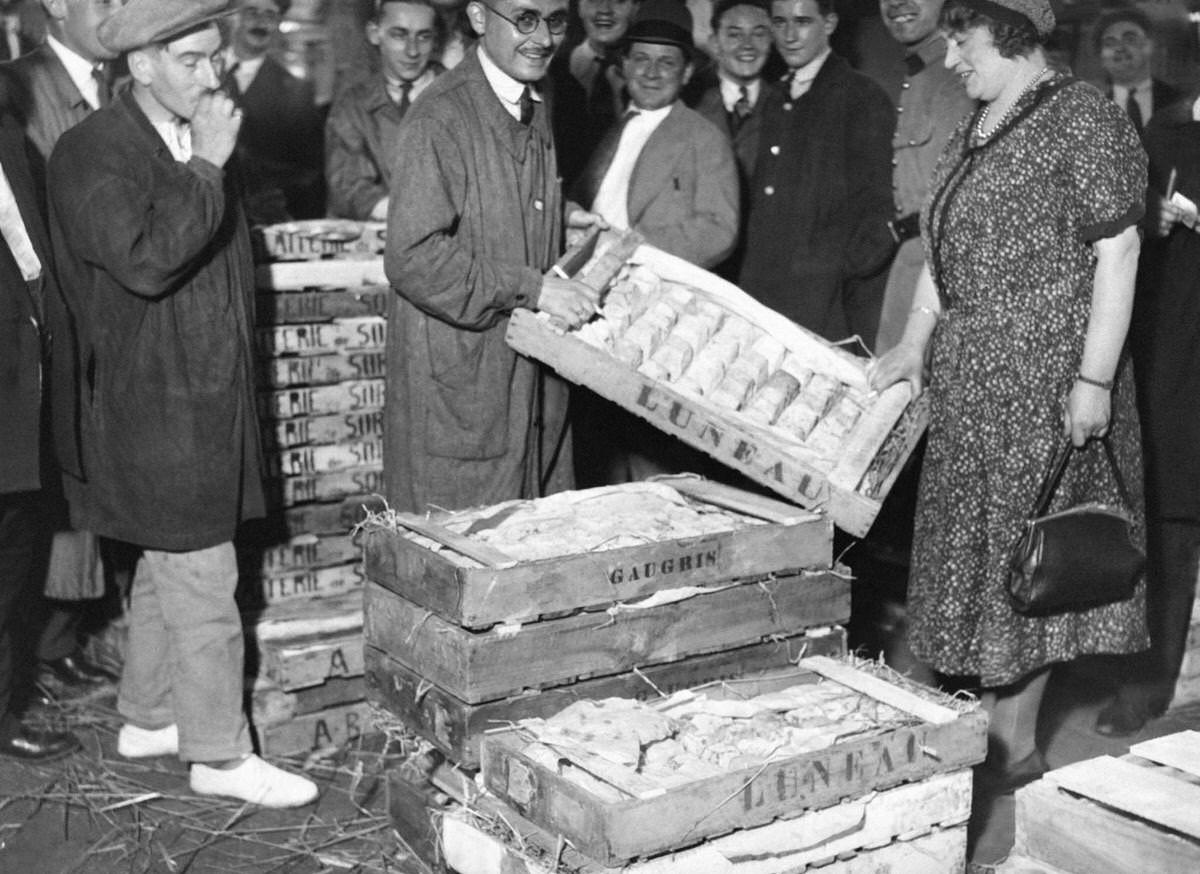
[1076,373,1114,391]
[910,305,940,321]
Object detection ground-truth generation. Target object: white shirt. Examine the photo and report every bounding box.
[787,48,830,100]
[46,35,103,110]
[1112,79,1153,125]
[152,120,193,163]
[592,104,672,230]
[385,67,436,105]
[225,51,265,94]
[2,14,21,61]
[718,74,760,113]
[478,45,542,121]
[0,164,41,281]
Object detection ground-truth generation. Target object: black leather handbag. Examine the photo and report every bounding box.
[1008,438,1145,616]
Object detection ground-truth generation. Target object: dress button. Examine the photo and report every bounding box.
[764,185,775,195]
[908,140,916,146]
[770,145,780,155]
[533,199,544,211]
[902,81,911,89]
[897,106,904,113]
[892,158,898,166]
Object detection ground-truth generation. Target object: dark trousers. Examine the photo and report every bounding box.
[1143,519,1200,686]
[0,491,44,735]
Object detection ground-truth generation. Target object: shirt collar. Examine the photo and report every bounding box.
[477,44,542,118]
[226,50,265,79]
[1113,78,1152,100]
[789,47,830,86]
[625,102,673,123]
[46,34,100,105]
[384,67,436,98]
[717,73,759,110]
[906,32,946,73]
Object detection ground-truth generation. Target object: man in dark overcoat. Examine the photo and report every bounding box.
[738,0,894,347]
[383,0,601,513]
[46,0,316,806]
[0,106,80,761]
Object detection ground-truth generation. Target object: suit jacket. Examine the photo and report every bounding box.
[739,53,895,346]
[0,43,92,166]
[0,110,55,494]
[1105,77,1188,119]
[235,56,325,221]
[574,101,739,269]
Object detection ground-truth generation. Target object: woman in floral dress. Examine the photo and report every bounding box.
[871,0,1148,793]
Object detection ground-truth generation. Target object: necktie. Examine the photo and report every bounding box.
[1126,87,1144,136]
[93,65,110,108]
[395,80,413,116]
[731,85,752,135]
[588,55,616,135]
[519,85,534,126]
[222,62,241,101]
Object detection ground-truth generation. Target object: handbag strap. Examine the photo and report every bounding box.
[1032,438,1134,517]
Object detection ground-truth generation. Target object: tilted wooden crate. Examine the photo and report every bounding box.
[479,656,986,866]
[362,476,833,629]
[506,231,929,537]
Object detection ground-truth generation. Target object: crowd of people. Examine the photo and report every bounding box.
[0,0,1196,854]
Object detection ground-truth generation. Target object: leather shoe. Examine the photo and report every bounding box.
[40,652,117,687]
[1094,688,1170,737]
[0,725,82,761]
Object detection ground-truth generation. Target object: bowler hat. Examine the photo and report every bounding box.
[98,0,237,54]
[624,0,694,53]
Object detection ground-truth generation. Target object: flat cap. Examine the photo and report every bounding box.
[98,0,237,54]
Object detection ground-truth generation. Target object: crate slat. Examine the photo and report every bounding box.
[256,286,389,323]
[256,258,387,290]
[256,700,373,755]
[1046,756,1200,841]
[257,317,387,357]
[273,467,385,506]
[799,656,960,725]
[260,378,386,420]
[250,675,366,727]
[265,410,384,450]
[260,352,387,389]
[256,627,364,691]
[274,494,383,536]
[1130,731,1200,780]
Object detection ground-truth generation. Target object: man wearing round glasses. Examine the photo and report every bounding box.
[381,0,603,513]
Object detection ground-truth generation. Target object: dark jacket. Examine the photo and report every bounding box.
[46,91,265,550]
[0,111,53,494]
[738,53,895,346]
[383,47,572,512]
[0,43,93,167]
[235,56,325,221]
[1132,94,1200,520]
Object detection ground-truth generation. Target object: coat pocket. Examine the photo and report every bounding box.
[423,320,512,460]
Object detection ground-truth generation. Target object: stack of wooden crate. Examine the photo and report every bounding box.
[1001,730,1200,874]
[240,219,391,755]
[363,476,850,771]
[430,656,985,874]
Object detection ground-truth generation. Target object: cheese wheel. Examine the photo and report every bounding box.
[651,336,695,381]
[677,354,726,396]
[776,398,821,438]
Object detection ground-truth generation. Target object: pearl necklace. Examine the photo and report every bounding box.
[975,67,1050,141]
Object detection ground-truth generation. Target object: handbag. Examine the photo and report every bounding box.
[1008,438,1145,616]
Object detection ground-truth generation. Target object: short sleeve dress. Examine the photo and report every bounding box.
[913,75,1150,687]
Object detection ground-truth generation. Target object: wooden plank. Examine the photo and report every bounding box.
[798,656,959,725]
[240,561,365,608]
[388,769,449,874]
[364,629,845,768]
[256,258,387,290]
[255,627,365,691]
[442,770,971,873]
[273,467,386,507]
[255,220,386,261]
[995,855,1074,874]
[259,378,386,420]
[1016,773,1200,874]
[365,573,850,704]
[1047,756,1200,841]
[1130,731,1200,781]
[250,675,366,726]
[265,439,384,477]
[827,385,912,492]
[257,316,387,356]
[264,410,384,450]
[274,494,384,537]
[482,703,986,866]
[387,513,518,569]
[363,492,833,629]
[255,285,389,323]
[242,533,360,575]
[256,700,373,755]
[260,351,387,389]
[244,591,363,641]
[656,475,820,524]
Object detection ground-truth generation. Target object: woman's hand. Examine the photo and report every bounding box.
[1063,380,1111,447]
[869,341,927,396]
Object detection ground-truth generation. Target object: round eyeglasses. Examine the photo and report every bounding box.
[479,1,570,35]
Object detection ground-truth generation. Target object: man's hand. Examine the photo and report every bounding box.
[565,207,609,248]
[191,91,243,168]
[536,275,599,329]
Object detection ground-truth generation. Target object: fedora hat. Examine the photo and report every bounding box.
[624,0,694,53]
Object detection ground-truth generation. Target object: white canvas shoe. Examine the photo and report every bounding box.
[190,755,318,808]
[117,723,179,758]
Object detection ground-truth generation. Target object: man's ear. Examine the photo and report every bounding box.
[466,1,487,38]
[823,11,838,37]
[366,20,382,47]
[127,48,154,87]
[681,60,694,86]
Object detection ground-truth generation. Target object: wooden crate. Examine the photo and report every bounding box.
[256,700,374,755]
[273,467,385,506]
[364,627,846,769]
[265,410,384,449]
[250,675,366,727]
[260,351,387,389]
[1012,731,1200,874]
[256,257,387,291]
[266,438,383,477]
[256,285,389,324]
[364,570,849,705]
[435,781,968,874]
[479,656,986,866]
[260,378,386,420]
[363,476,831,629]
[255,220,386,261]
[506,233,928,537]
[240,560,365,608]
[243,532,360,575]
[257,316,387,357]
[275,494,383,536]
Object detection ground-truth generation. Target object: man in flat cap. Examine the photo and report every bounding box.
[382,0,602,513]
[45,0,317,807]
